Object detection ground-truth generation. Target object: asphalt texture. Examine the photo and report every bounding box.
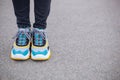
[0,0,120,80]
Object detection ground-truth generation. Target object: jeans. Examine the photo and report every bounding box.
[12,0,51,29]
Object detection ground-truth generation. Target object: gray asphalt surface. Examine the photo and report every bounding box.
[0,0,120,80]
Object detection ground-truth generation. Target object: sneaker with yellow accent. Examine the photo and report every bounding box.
[11,28,31,60]
[31,28,51,60]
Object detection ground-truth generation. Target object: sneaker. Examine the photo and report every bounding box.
[31,28,51,60]
[10,28,31,60]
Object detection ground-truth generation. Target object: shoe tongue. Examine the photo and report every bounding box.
[33,28,46,46]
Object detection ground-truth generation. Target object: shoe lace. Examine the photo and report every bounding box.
[13,28,31,46]
[33,28,46,46]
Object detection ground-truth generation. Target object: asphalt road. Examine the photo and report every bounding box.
[0,0,120,80]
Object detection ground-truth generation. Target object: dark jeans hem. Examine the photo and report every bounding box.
[33,26,46,29]
[18,24,31,28]
[33,24,46,29]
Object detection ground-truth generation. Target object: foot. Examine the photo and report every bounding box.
[31,28,51,60]
[11,28,31,60]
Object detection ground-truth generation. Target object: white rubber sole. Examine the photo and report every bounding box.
[31,50,51,60]
[10,51,30,60]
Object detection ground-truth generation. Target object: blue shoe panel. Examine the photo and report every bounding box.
[32,49,48,56]
[12,48,29,56]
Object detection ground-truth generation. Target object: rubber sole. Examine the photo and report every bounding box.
[10,53,30,60]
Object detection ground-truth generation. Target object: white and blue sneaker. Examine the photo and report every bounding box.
[31,28,51,60]
[11,28,31,60]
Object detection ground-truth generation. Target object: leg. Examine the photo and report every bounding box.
[11,0,31,60]
[33,0,51,29]
[12,0,31,28]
